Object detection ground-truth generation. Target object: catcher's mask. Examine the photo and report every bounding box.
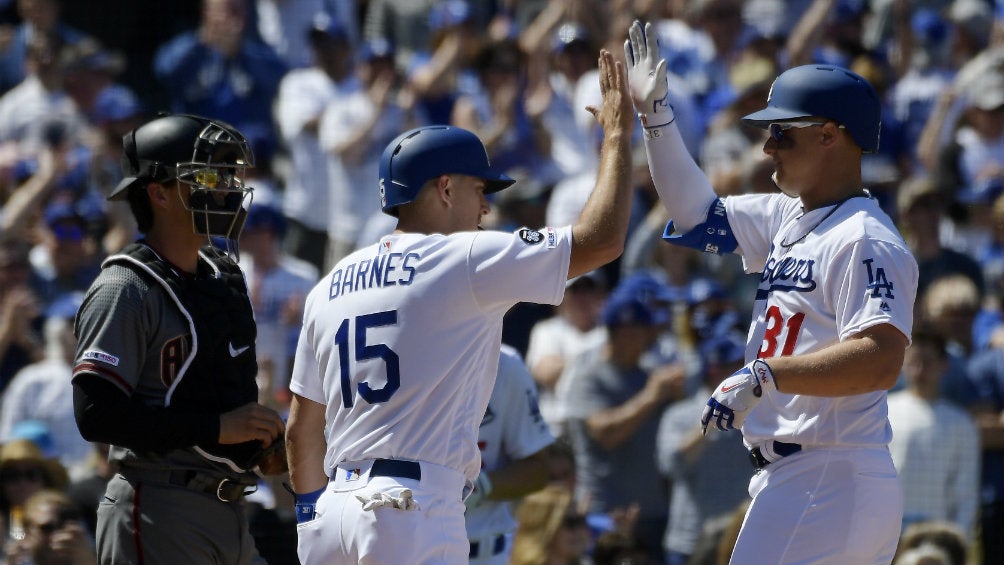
[111,114,255,256]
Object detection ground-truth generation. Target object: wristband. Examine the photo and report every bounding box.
[294,486,326,523]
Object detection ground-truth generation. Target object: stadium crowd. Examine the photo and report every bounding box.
[0,0,1003,563]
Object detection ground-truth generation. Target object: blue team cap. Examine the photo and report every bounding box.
[93,84,143,123]
[359,37,395,62]
[243,203,287,236]
[699,332,746,366]
[602,272,674,328]
[910,8,948,45]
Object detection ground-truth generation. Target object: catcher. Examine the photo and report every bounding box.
[72,113,287,565]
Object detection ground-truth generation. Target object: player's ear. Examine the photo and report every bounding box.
[819,122,842,148]
[437,174,453,208]
[146,180,171,208]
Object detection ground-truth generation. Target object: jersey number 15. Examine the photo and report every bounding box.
[335,311,401,408]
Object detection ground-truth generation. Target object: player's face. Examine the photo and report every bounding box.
[763,120,833,196]
[448,174,490,230]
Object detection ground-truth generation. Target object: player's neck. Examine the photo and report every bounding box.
[800,185,867,212]
[144,230,202,274]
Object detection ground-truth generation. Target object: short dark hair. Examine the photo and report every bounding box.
[126,181,154,233]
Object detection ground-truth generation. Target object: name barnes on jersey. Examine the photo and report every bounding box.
[328,250,421,298]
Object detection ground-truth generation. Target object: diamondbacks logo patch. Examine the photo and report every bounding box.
[517,228,544,245]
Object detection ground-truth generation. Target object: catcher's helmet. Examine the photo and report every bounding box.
[741,64,881,153]
[109,114,254,242]
[378,125,515,216]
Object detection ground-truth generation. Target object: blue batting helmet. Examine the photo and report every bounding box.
[378,125,515,216]
[741,64,881,153]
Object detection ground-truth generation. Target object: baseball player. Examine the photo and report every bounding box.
[624,21,919,565]
[465,344,555,565]
[71,114,287,565]
[284,49,635,565]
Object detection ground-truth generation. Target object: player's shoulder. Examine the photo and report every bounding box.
[838,196,911,251]
[89,261,155,297]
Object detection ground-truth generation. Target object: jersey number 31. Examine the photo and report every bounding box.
[335,311,401,408]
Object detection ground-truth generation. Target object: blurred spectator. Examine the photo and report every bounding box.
[897,175,985,301]
[788,0,870,69]
[509,484,592,565]
[527,20,600,178]
[237,202,316,411]
[698,55,775,196]
[0,0,86,95]
[319,35,416,265]
[452,37,559,186]
[592,529,658,565]
[0,438,69,547]
[962,331,1004,564]
[59,37,124,123]
[64,442,114,538]
[917,274,983,405]
[86,83,145,254]
[564,272,684,563]
[948,0,996,66]
[887,7,957,169]
[405,0,484,125]
[525,269,607,439]
[363,0,497,74]
[253,0,358,69]
[274,12,354,274]
[5,488,95,565]
[0,31,85,156]
[0,235,43,394]
[931,68,1004,255]
[656,332,751,565]
[892,520,970,565]
[887,329,980,537]
[0,291,92,474]
[29,200,102,306]
[153,0,287,144]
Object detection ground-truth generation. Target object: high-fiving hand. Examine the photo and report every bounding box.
[623,20,673,128]
[701,359,776,434]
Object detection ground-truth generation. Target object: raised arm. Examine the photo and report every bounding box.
[623,21,717,234]
[566,49,636,279]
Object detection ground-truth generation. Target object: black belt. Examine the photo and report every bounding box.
[469,534,506,559]
[166,470,257,502]
[749,441,802,470]
[370,459,422,480]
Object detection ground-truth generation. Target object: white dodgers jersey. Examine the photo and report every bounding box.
[724,192,918,448]
[289,227,570,481]
[466,344,555,539]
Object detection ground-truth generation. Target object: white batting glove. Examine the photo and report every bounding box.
[623,19,673,128]
[463,471,493,510]
[356,488,420,511]
[701,359,776,434]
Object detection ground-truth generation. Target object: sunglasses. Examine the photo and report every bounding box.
[0,466,46,483]
[767,121,847,143]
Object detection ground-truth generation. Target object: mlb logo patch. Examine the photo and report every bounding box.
[344,468,363,482]
[82,350,120,366]
[546,227,557,249]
